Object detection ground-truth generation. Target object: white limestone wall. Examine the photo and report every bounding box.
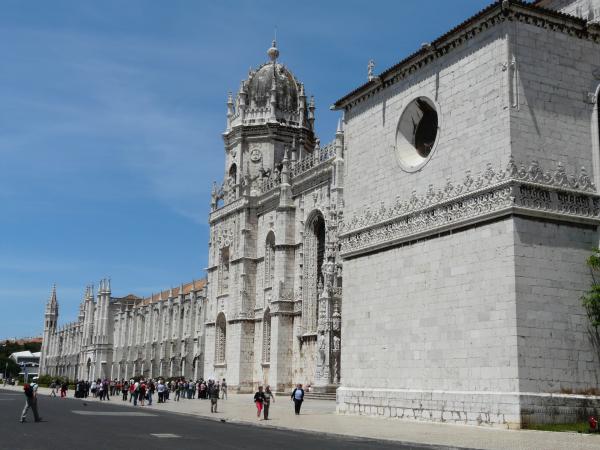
[510,21,600,174]
[339,219,520,425]
[513,217,600,393]
[343,25,510,220]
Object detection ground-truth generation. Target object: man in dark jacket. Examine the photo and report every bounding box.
[290,383,304,415]
[209,381,219,413]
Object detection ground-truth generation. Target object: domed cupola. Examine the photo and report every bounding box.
[247,62,299,111]
[226,41,314,131]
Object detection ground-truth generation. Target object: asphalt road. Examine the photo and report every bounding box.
[0,389,467,450]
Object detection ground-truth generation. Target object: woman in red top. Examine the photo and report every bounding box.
[253,386,266,419]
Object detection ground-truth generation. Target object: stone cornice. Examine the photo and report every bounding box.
[209,197,248,224]
[340,159,599,258]
[333,1,598,111]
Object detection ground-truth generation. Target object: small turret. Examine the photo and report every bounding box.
[226,91,234,130]
[308,96,315,129]
[298,84,306,128]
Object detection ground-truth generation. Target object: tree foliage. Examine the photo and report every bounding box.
[582,248,600,328]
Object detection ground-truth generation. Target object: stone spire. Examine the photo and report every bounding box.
[46,284,58,315]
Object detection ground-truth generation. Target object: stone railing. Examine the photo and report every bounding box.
[209,197,246,223]
[340,159,599,258]
[291,141,336,179]
[259,173,281,194]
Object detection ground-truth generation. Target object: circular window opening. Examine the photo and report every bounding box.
[396,96,439,171]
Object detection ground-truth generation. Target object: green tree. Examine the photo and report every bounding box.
[0,355,20,378]
[582,248,600,328]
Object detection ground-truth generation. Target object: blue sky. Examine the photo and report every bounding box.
[0,0,492,338]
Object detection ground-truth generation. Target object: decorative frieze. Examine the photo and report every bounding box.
[340,159,600,257]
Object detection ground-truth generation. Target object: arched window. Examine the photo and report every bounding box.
[153,309,159,341]
[218,247,230,295]
[302,211,326,333]
[264,232,275,289]
[229,163,237,182]
[215,313,226,364]
[262,309,271,363]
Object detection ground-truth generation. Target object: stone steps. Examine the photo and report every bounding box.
[304,392,336,401]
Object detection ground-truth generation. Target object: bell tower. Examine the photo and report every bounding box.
[206,41,320,392]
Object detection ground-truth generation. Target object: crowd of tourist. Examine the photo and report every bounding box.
[52,377,228,408]
[42,377,307,419]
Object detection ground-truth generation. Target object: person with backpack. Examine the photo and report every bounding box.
[20,380,41,423]
[290,383,305,415]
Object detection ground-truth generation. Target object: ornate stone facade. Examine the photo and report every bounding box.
[40,280,207,381]
[204,41,344,393]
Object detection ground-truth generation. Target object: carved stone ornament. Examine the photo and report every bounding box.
[339,159,600,258]
[250,148,262,163]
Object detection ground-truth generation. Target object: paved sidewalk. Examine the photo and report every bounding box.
[3,384,599,450]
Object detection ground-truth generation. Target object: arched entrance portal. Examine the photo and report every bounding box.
[302,211,326,333]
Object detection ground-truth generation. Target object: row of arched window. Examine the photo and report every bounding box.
[214,310,272,364]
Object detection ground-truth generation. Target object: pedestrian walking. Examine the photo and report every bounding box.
[49,381,57,397]
[129,380,136,402]
[91,380,97,397]
[263,385,275,420]
[98,379,104,400]
[147,380,154,406]
[175,381,181,401]
[254,385,266,419]
[132,380,140,406]
[291,383,304,415]
[20,380,41,423]
[138,381,146,406]
[60,381,68,399]
[157,379,165,403]
[121,381,129,401]
[103,379,110,401]
[209,381,219,413]
[221,378,227,400]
